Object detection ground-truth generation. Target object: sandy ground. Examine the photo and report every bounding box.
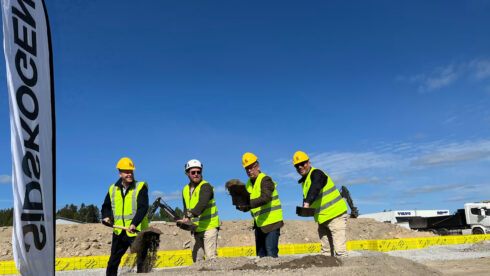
[423,257,490,276]
[126,253,490,276]
[11,218,486,276]
[128,241,490,276]
[0,219,484,276]
[0,218,434,261]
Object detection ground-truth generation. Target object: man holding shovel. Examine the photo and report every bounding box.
[177,159,220,262]
[101,157,149,275]
[293,151,348,257]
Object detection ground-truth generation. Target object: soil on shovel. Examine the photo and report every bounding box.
[124,227,162,273]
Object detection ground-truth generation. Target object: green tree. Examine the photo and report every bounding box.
[56,203,100,223]
[0,208,13,226]
[150,206,184,222]
[78,204,100,223]
[56,204,79,220]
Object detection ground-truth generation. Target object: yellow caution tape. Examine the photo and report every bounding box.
[1,234,489,275]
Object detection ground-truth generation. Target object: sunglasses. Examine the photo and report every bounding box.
[190,170,201,175]
[294,161,308,169]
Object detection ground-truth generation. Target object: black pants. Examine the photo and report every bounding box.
[106,231,146,276]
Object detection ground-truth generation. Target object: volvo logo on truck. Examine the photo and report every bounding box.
[397,212,411,216]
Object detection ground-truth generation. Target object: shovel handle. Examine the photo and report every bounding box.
[102,221,140,233]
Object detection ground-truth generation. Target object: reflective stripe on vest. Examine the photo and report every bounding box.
[302,168,348,224]
[246,172,283,227]
[183,180,220,232]
[109,181,149,237]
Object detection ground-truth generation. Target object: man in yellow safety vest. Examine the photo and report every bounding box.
[238,153,283,258]
[101,157,149,275]
[177,159,219,262]
[293,151,348,257]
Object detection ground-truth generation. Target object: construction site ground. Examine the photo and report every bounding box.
[2,219,490,275]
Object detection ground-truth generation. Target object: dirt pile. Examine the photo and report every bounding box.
[195,255,341,271]
[0,218,434,261]
[139,255,441,276]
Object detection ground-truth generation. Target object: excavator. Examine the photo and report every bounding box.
[147,197,197,231]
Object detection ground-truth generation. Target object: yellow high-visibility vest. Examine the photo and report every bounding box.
[301,167,347,224]
[246,173,283,227]
[183,180,219,232]
[109,181,149,237]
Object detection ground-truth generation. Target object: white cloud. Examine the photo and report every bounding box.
[0,175,11,184]
[275,138,490,187]
[342,177,395,186]
[469,58,490,80]
[399,58,490,93]
[395,201,421,206]
[420,64,459,92]
[151,190,181,202]
[309,151,399,177]
[444,196,475,202]
[359,193,388,200]
[353,198,386,206]
[402,183,462,196]
[410,140,490,166]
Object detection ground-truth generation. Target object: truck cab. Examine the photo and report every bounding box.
[464,202,490,234]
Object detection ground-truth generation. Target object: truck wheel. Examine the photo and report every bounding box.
[472,228,484,235]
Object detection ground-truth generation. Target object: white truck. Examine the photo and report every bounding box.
[359,202,490,235]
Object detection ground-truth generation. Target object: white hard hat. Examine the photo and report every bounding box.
[185,159,203,173]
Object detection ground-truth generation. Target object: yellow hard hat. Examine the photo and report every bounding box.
[293,151,309,165]
[116,157,135,170]
[242,152,258,168]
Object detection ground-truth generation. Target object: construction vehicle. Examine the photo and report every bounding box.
[359,201,490,235]
[340,186,359,218]
[148,197,197,231]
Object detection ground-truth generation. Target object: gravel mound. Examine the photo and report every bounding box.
[142,255,441,276]
[193,255,341,271]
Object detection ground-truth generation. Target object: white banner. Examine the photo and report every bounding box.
[1,0,55,275]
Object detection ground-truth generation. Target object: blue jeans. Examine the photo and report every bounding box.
[254,227,280,258]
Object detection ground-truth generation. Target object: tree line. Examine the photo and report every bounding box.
[0,202,184,226]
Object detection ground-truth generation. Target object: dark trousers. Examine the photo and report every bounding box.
[106,231,145,276]
[254,227,280,258]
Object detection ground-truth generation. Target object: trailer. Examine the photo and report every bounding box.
[359,202,490,235]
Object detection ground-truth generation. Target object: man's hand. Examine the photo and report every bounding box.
[129,224,137,234]
[303,202,310,208]
[102,217,111,224]
[176,217,190,223]
[237,205,251,212]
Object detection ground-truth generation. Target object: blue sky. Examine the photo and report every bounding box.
[1,1,490,220]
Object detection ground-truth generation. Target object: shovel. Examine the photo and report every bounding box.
[102,220,140,233]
